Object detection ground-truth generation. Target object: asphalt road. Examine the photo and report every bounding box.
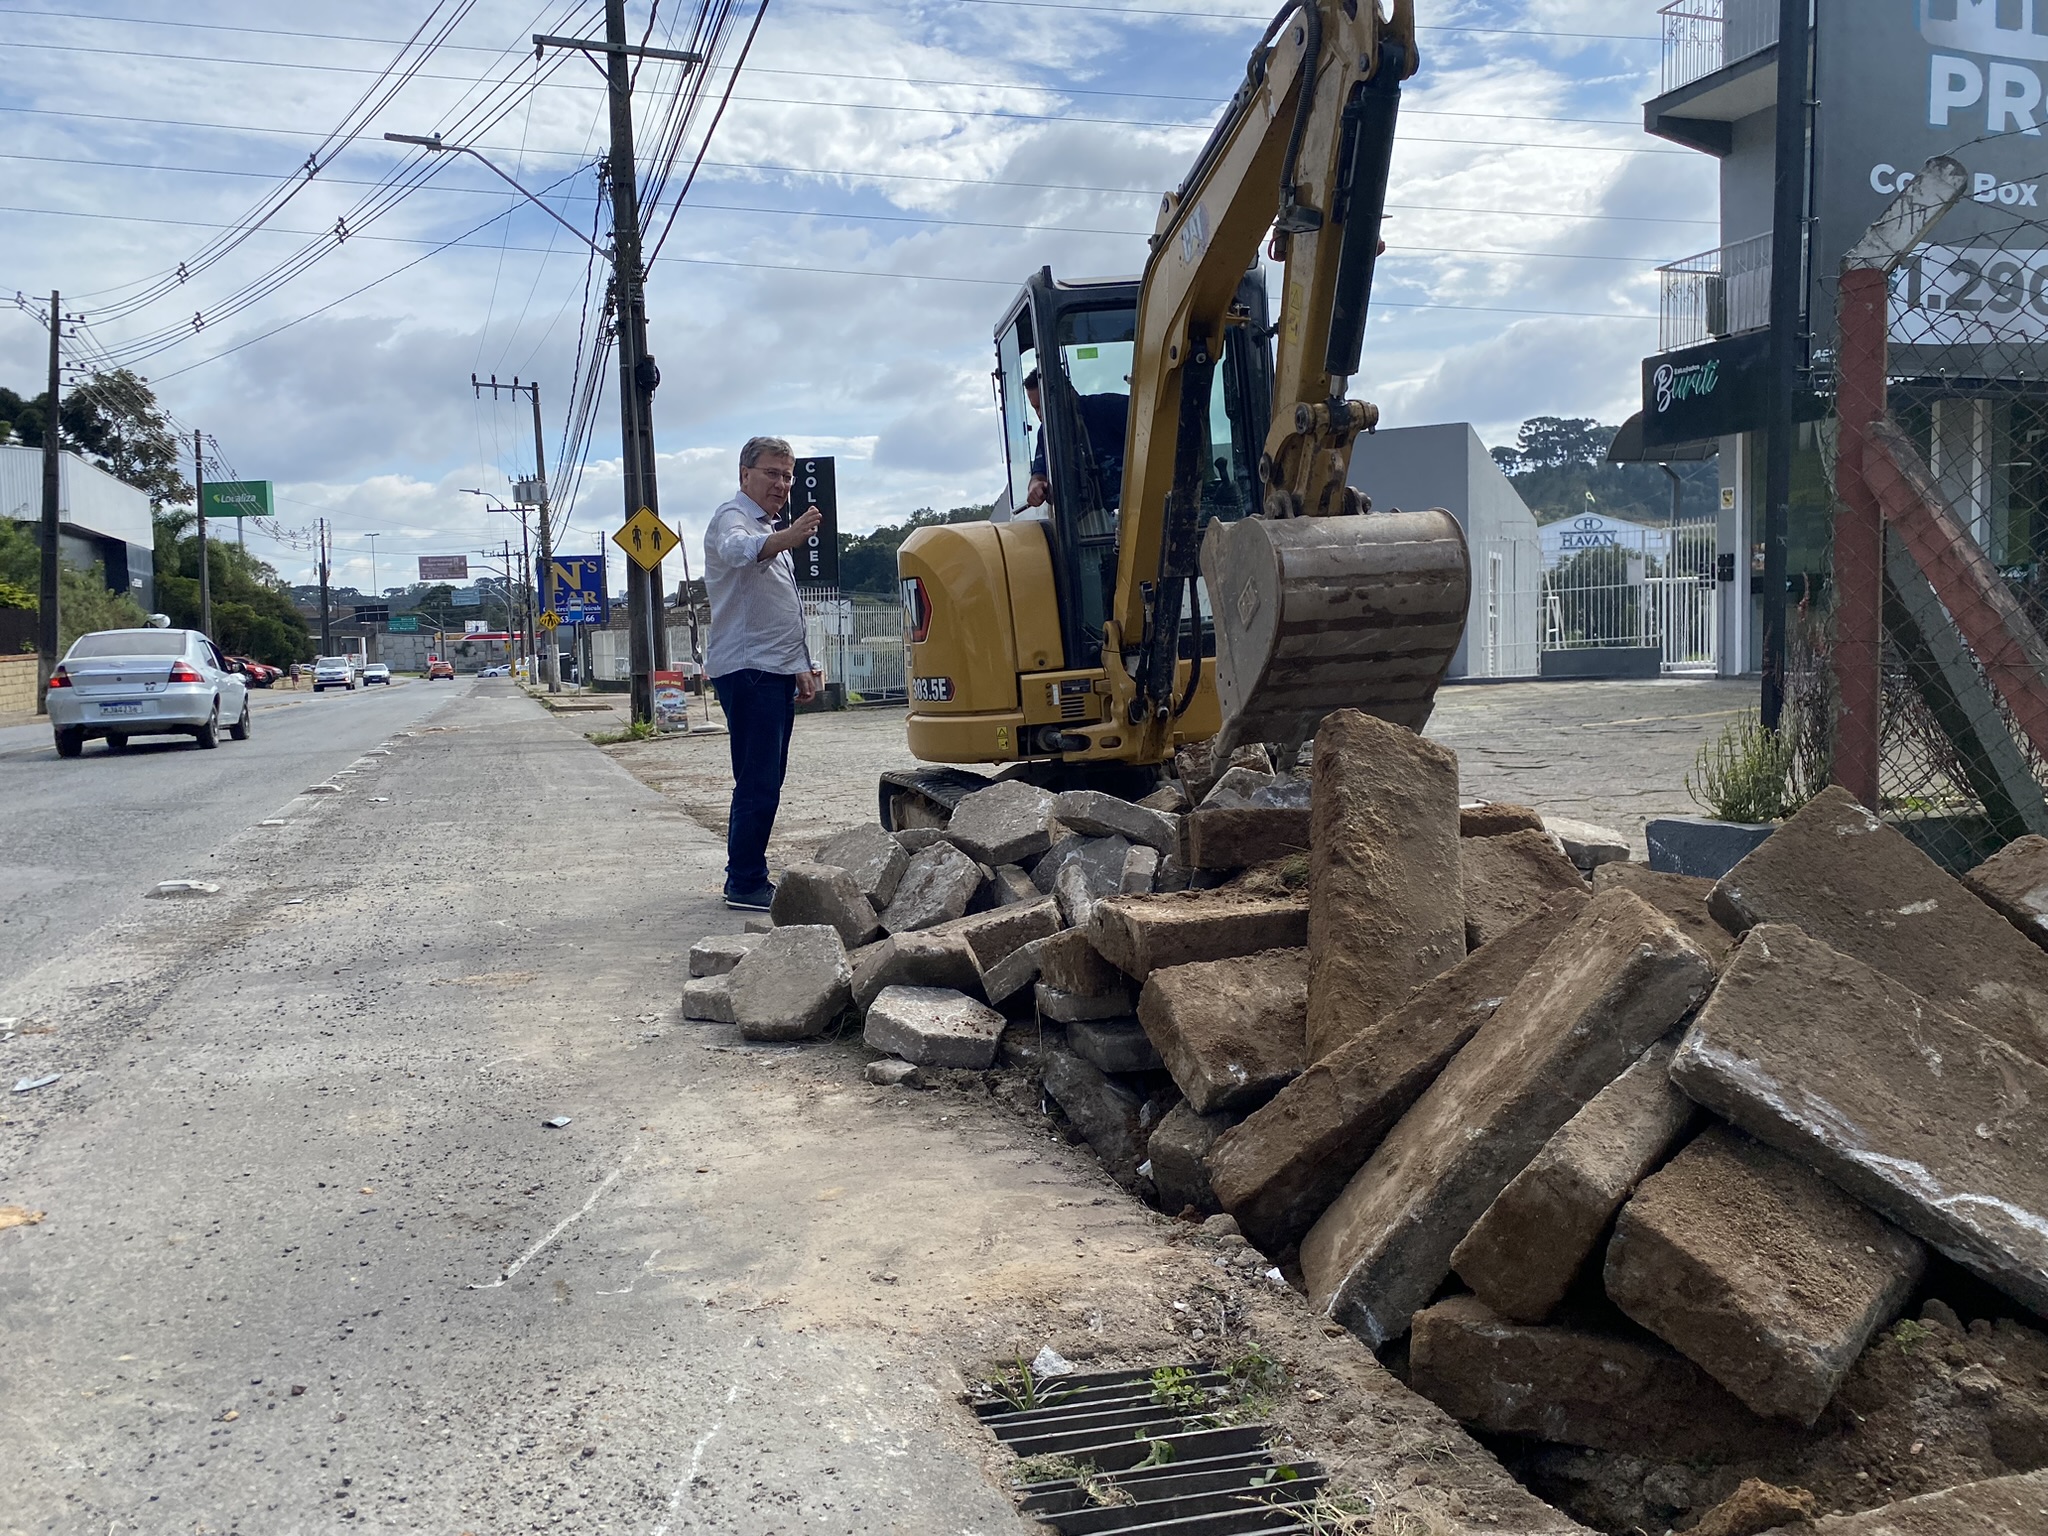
[0,679,456,987]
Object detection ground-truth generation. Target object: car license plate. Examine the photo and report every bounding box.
[99,701,143,716]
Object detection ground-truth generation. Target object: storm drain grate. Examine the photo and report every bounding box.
[971,1364,1328,1535]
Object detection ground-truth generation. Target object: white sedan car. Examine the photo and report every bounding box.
[363,663,392,686]
[46,627,252,757]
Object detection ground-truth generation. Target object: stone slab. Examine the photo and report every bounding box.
[980,934,1048,1006]
[1755,1470,2048,1535]
[1542,815,1630,871]
[1709,785,2048,1062]
[863,985,1007,1070]
[1409,1295,1781,1462]
[1963,833,2048,952]
[1591,861,1734,961]
[1461,828,1587,950]
[1307,709,1466,1062]
[727,925,853,1042]
[942,779,1056,866]
[1201,765,1275,809]
[1605,1123,1926,1425]
[1037,982,1134,1024]
[990,864,1040,906]
[1088,893,1309,983]
[878,840,984,935]
[1043,1046,1161,1189]
[688,932,762,978]
[1206,894,1588,1256]
[1137,948,1307,1115]
[1300,889,1715,1347]
[681,973,735,1023]
[851,930,980,1012]
[1671,922,2048,1317]
[894,827,945,855]
[1450,1036,1700,1323]
[957,896,1061,979]
[814,822,910,908]
[1052,838,1131,928]
[770,861,881,949]
[1067,1016,1162,1075]
[1459,802,1545,838]
[1646,815,1774,880]
[1147,1100,1232,1217]
[1182,807,1312,871]
[1052,789,1179,855]
[1037,929,1126,997]
[1119,845,1160,895]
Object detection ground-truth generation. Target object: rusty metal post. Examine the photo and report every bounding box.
[1830,266,1887,809]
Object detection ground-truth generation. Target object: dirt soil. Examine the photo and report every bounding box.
[1497,1299,2048,1532]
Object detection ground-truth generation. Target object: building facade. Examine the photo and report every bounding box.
[0,443,155,609]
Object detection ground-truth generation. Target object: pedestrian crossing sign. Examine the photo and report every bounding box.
[614,507,677,571]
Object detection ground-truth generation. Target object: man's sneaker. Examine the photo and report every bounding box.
[724,883,775,912]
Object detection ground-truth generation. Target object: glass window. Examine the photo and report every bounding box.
[997,315,1038,515]
[67,630,185,658]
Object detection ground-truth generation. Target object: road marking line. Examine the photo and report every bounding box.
[468,1139,638,1290]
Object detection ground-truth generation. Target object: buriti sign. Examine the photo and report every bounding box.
[1642,331,1773,447]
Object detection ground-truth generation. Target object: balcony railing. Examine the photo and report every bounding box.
[1659,0,1780,96]
[1657,233,1773,351]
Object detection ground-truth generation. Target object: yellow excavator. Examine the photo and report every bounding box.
[885,0,1470,824]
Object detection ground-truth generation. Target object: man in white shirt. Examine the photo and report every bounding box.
[703,435,824,910]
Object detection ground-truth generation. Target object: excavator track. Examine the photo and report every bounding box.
[878,767,993,832]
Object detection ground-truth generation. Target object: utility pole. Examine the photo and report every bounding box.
[535,6,700,724]
[194,429,212,637]
[318,519,333,656]
[366,531,381,601]
[471,373,560,691]
[1760,0,1811,732]
[35,290,59,713]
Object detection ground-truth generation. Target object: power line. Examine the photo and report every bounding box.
[938,0,1656,39]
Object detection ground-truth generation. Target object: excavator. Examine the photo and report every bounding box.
[884,0,1470,825]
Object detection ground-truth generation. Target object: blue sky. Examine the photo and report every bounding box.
[0,0,1717,592]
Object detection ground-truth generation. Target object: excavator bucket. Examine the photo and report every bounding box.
[1200,508,1471,762]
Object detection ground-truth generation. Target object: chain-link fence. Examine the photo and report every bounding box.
[1820,156,2048,866]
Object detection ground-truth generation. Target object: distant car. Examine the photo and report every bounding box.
[227,655,279,688]
[313,655,359,692]
[427,660,455,681]
[479,665,510,678]
[363,663,392,686]
[46,627,252,757]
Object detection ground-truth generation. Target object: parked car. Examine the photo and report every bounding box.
[313,655,359,692]
[225,655,277,688]
[479,665,510,678]
[46,627,252,757]
[427,660,456,681]
[363,663,392,686]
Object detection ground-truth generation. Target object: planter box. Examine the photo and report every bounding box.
[1539,647,1662,681]
[1646,816,1775,880]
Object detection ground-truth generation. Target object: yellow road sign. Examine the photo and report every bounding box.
[537,609,561,632]
[614,506,678,571]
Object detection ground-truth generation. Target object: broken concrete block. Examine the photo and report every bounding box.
[1605,1124,1927,1425]
[1709,784,2048,1062]
[1148,1101,1232,1217]
[689,932,761,977]
[1037,929,1127,997]
[1052,789,1178,855]
[1048,835,1132,927]
[943,780,1056,866]
[1461,828,1588,949]
[1054,858,1101,930]
[864,1058,922,1088]
[1756,1469,2048,1533]
[878,840,984,934]
[1249,773,1311,810]
[727,925,853,1041]
[989,864,1040,906]
[1207,895,1587,1256]
[1043,1046,1157,1188]
[894,826,945,854]
[1963,833,2048,952]
[1067,1016,1162,1075]
[1409,1295,1781,1462]
[1543,814,1631,871]
[1591,861,1733,962]
[1031,831,1087,893]
[1201,765,1276,810]
[1182,807,1312,871]
[1037,982,1135,1024]
[1671,922,2048,1317]
[1137,949,1307,1115]
[851,930,981,1012]
[1089,893,1309,982]
[1176,740,1271,802]
[743,915,774,934]
[1136,783,1188,814]
[863,985,1008,1070]
[1460,802,1545,838]
[957,896,1061,978]
[681,973,735,1023]
[1450,1037,1701,1322]
[814,823,910,908]
[979,934,1047,1007]
[1300,890,1714,1347]
[1307,709,1466,1061]
[769,861,881,949]
[1119,845,1159,895]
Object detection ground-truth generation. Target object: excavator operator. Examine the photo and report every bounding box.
[1022,366,1130,521]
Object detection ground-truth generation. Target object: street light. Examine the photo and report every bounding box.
[364,531,381,601]
[383,133,609,257]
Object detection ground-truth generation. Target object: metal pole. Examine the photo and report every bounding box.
[195,429,212,637]
[1760,0,1811,731]
[318,519,333,655]
[36,290,59,713]
[519,515,533,682]
[528,381,560,692]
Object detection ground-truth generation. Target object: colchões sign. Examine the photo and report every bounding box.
[786,455,838,587]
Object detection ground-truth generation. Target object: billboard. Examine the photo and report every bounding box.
[201,480,272,519]
[787,455,839,586]
[539,554,609,626]
[419,555,470,581]
[1813,0,2048,373]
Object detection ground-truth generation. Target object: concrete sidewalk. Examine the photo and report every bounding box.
[0,684,1571,1534]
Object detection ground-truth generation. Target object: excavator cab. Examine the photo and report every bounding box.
[991,268,1274,674]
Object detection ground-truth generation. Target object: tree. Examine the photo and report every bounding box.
[151,505,311,664]
[1490,417,1718,527]
[0,517,146,647]
[2,370,191,508]
[837,505,992,597]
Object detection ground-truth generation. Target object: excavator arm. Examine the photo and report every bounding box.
[1112,0,1469,763]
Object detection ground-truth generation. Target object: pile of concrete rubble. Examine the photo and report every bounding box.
[683,708,2048,1530]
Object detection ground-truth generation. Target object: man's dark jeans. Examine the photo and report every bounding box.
[712,669,797,896]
